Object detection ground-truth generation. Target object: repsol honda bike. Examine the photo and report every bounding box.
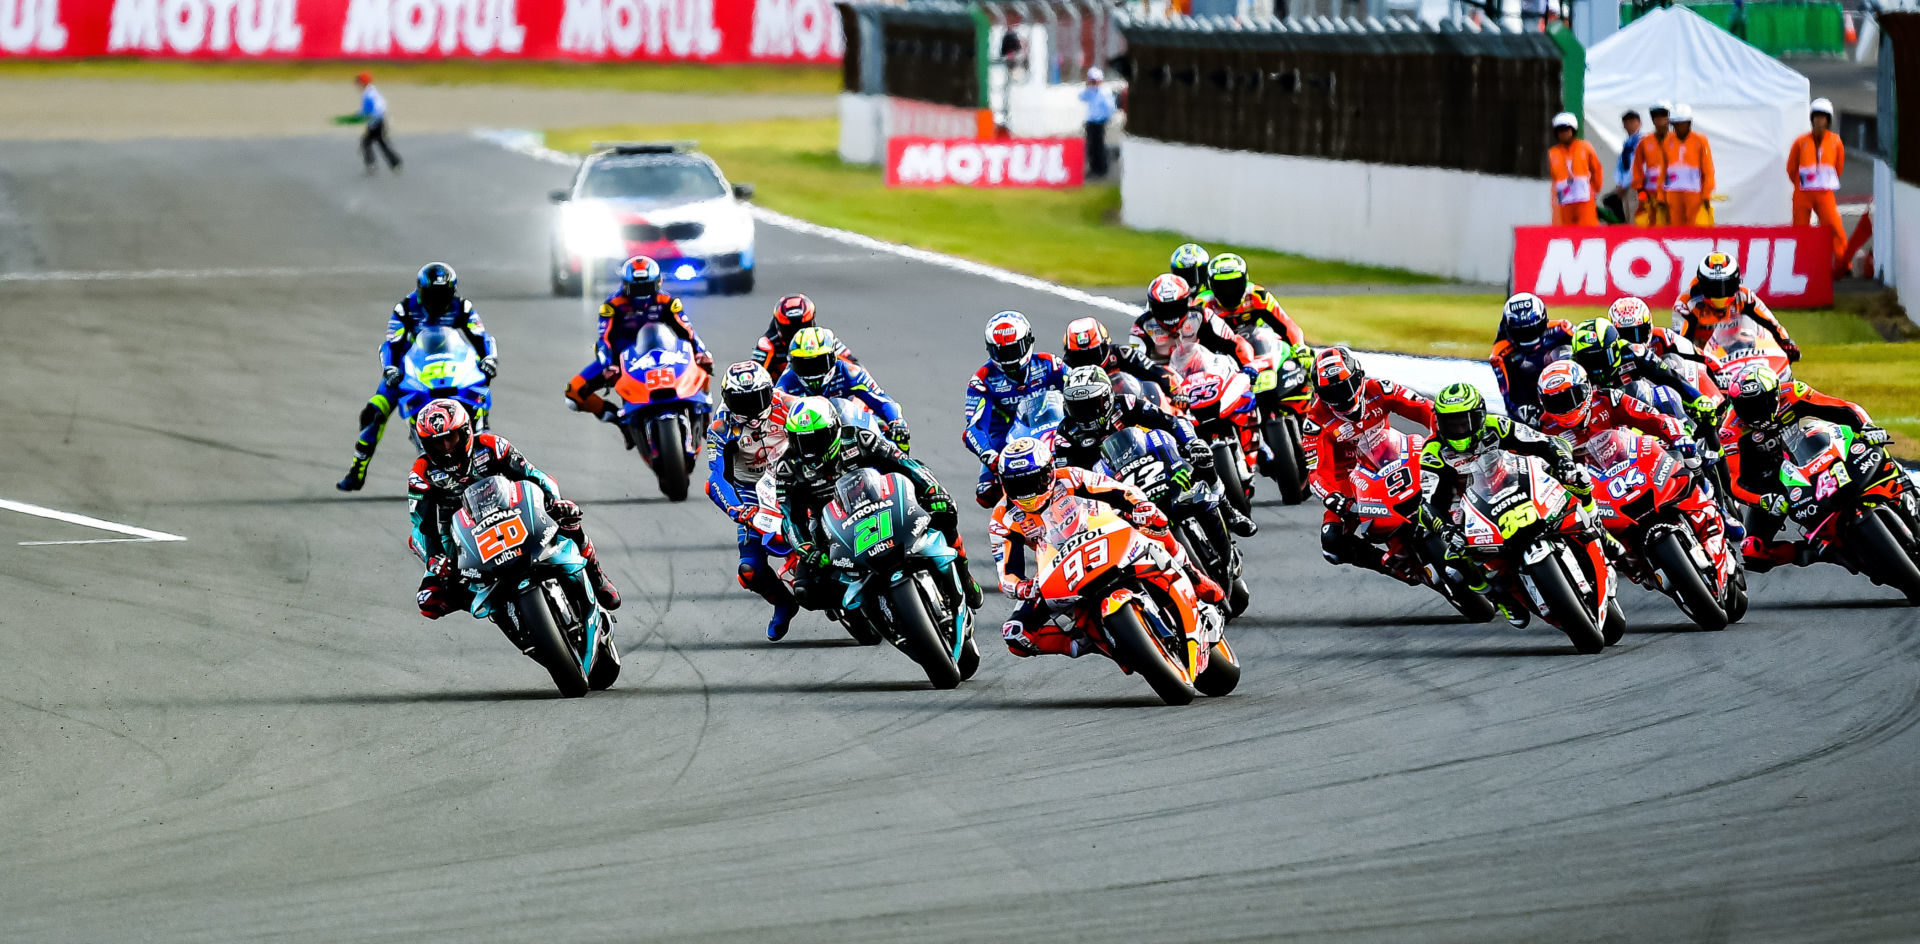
[1096,426,1250,618]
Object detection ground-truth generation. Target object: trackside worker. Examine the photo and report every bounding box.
[1662,104,1715,228]
[1788,97,1847,275]
[1632,103,1672,225]
[1548,112,1603,226]
[1616,109,1644,221]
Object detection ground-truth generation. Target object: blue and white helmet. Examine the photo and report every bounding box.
[1502,292,1551,350]
[997,436,1055,510]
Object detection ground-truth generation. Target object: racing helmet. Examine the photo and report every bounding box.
[1061,365,1116,434]
[787,327,840,393]
[1312,346,1366,418]
[1061,317,1112,370]
[1570,318,1627,385]
[1538,360,1595,428]
[774,294,816,334]
[1727,366,1783,428]
[1695,252,1741,310]
[1501,292,1551,351]
[721,361,775,421]
[783,397,844,471]
[1146,274,1193,326]
[1206,253,1250,310]
[416,262,457,316]
[1607,297,1655,346]
[986,311,1034,380]
[1169,243,1210,292]
[621,256,662,298]
[997,437,1056,512]
[415,398,473,473]
[1433,383,1489,454]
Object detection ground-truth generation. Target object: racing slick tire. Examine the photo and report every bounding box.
[1213,443,1254,518]
[887,580,962,690]
[1105,602,1197,706]
[647,414,691,502]
[1603,598,1627,646]
[957,633,981,681]
[1526,554,1606,655]
[1263,416,1309,506]
[587,627,621,691]
[1725,568,1750,624]
[1443,580,1499,624]
[1849,511,1920,604]
[517,585,589,697]
[1193,639,1241,697]
[1649,532,1726,631]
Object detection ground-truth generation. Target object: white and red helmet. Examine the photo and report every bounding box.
[986,311,1034,376]
[1607,297,1654,346]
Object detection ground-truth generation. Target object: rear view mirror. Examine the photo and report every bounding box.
[733,183,755,200]
[548,189,571,204]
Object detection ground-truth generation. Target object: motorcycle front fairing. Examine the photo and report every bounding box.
[399,325,492,420]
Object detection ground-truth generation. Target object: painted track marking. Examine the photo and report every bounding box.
[1,498,186,546]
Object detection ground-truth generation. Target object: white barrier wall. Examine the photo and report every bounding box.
[839,92,883,164]
[1878,159,1920,323]
[1120,137,1551,283]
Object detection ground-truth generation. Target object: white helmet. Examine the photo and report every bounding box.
[1670,103,1695,123]
[1552,112,1578,131]
[1810,97,1835,118]
[986,311,1034,377]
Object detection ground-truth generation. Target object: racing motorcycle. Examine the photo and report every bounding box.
[818,468,981,688]
[1243,326,1314,505]
[611,323,712,502]
[1031,497,1239,705]
[1706,317,1794,388]
[1011,389,1065,446]
[450,475,621,697]
[1173,347,1261,519]
[1454,450,1624,653]
[1111,371,1174,412]
[399,325,491,450]
[1343,426,1496,622]
[1584,429,1745,631]
[1773,418,1920,604]
[1096,426,1250,617]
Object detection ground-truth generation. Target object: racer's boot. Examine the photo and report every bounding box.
[767,599,798,641]
[1794,540,1858,574]
[1184,563,1227,604]
[1222,503,1259,538]
[568,535,622,610]
[1740,536,1798,574]
[954,553,985,610]
[336,451,372,492]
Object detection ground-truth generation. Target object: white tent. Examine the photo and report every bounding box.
[1583,7,1810,225]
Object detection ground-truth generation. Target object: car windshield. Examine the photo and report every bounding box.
[579,159,725,202]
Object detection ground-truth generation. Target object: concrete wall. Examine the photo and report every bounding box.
[1120,137,1550,283]
[1879,160,1920,323]
[838,93,980,166]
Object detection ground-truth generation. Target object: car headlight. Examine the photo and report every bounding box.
[699,211,754,250]
[562,205,624,259]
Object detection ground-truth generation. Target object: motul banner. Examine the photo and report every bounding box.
[0,0,842,61]
[1512,225,1834,309]
[886,137,1085,189]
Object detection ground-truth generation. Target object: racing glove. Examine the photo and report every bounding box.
[1182,438,1214,471]
[695,352,714,370]
[549,499,583,528]
[1003,621,1044,658]
[1011,578,1040,601]
[1864,425,1893,445]
[924,486,954,515]
[886,419,912,451]
[977,448,999,470]
[1782,340,1803,363]
[732,504,758,525]
[382,365,403,387]
[478,355,499,379]
[1323,492,1353,516]
[1673,438,1703,469]
[427,554,458,578]
[1758,492,1790,517]
[1240,364,1262,384]
[1514,403,1542,427]
[1127,503,1169,533]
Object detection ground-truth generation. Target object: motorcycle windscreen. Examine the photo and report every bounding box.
[1466,452,1528,506]
[1355,426,1406,472]
[1099,427,1178,497]
[1584,429,1641,475]
[1781,420,1844,487]
[1011,389,1066,441]
[457,476,543,572]
[406,326,487,392]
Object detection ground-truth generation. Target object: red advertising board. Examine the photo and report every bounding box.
[0,0,842,62]
[886,137,1085,189]
[1512,225,1833,309]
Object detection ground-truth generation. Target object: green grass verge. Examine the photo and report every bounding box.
[1288,294,1920,459]
[0,59,840,96]
[547,118,1436,288]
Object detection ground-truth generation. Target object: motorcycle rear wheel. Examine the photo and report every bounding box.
[1526,555,1606,654]
[1263,415,1309,505]
[1105,602,1197,706]
[648,414,691,502]
[516,585,589,697]
[888,580,962,690]
[1648,532,1726,631]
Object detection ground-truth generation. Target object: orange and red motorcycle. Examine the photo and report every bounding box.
[1031,496,1240,705]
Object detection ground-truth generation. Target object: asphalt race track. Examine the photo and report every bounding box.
[2,133,1918,944]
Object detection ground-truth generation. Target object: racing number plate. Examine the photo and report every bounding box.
[1060,537,1112,588]
[475,518,529,562]
[1495,502,1538,539]
[853,514,893,554]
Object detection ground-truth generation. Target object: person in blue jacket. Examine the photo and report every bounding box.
[774,327,909,450]
[964,310,1067,507]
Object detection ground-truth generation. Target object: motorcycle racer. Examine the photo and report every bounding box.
[1488,292,1574,425]
[1054,366,1259,537]
[1568,317,1718,431]
[963,311,1068,506]
[564,255,713,419]
[1718,367,1888,572]
[989,437,1226,658]
[1610,296,1713,371]
[1305,348,1437,579]
[1200,253,1305,348]
[1420,383,1609,626]
[773,397,983,613]
[1536,360,1694,456]
[775,327,908,449]
[704,362,804,640]
[752,293,856,377]
[1169,243,1210,299]
[1061,316,1181,400]
[1673,252,1802,361]
[1130,274,1260,374]
[338,262,498,492]
[407,399,621,619]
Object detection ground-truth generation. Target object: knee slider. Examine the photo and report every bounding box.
[737,560,758,589]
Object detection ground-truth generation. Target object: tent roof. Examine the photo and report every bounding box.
[1585,7,1807,107]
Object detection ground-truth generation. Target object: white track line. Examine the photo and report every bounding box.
[470,129,1502,404]
[0,264,404,283]
[0,498,186,546]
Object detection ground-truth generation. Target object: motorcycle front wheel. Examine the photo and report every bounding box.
[1525,551,1606,654]
[516,584,590,697]
[1849,510,1920,604]
[647,413,691,502]
[887,580,962,689]
[1213,442,1254,517]
[1648,531,1726,631]
[1104,601,1197,706]
[1262,415,1308,505]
